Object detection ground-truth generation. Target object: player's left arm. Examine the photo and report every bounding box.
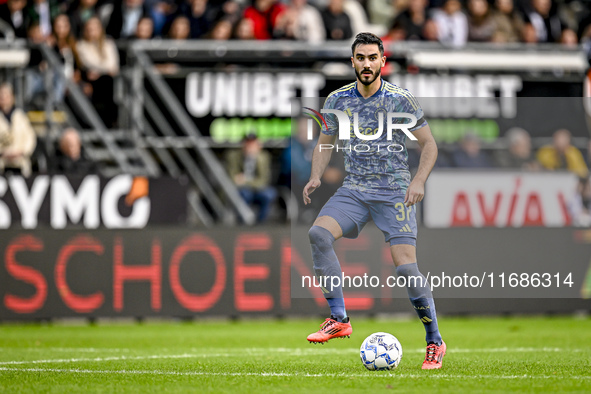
[404,124,437,207]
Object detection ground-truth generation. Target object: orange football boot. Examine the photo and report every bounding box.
[422,341,446,370]
[307,316,352,344]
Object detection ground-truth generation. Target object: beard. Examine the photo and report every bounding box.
[355,66,381,86]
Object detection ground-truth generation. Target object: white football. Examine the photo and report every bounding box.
[360,332,403,371]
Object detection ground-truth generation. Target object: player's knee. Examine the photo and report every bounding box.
[396,263,421,279]
[308,225,335,248]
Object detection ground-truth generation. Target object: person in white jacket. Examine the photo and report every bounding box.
[274,0,325,43]
[0,83,37,177]
[432,0,468,47]
[76,16,120,127]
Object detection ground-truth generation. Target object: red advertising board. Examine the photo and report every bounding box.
[424,172,578,228]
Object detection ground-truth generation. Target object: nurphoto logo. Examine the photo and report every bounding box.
[302,107,417,153]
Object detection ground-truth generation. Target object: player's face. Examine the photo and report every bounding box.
[351,44,386,86]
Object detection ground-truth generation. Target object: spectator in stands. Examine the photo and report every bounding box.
[431,0,468,47]
[233,16,254,39]
[274,0,325,43]
[491,0,523,43]
[494,127,541,170]
[133,15,154,38]
[582,25,591,60]
[220,0,242,24]
[105,0,150,39]
[368,0,407,29]
[175,0,223,39]
[67,0,99,38]
[144,0,174,36]
[24,23,53,108]
[167,15,190,38]
[0,83,37,177]
[467,0,496,42]
[243,0,286,40]
[210,17,232,39]
[49,14,77,103]
[422,18,439,41]
[381,19,406,45]
[524,0,563,43]
[225,133,277,223]
[451,132,493,168]
[391,0,427,41]
[537,128,588,177]
[0,0,28,38]
[321,0,353,40]
[26,0,61,38]
[342,0,371,38]
[560,28,578,47]
[76,17,119,127]
[52,127,97,175]
[521,22,538,43]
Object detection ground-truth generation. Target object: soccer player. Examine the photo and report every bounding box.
[303,32,446,369]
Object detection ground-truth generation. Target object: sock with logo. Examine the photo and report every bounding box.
[308,225,347,322]
[396,263,442,345]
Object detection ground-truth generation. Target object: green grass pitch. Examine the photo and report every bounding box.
[0,315,590,393]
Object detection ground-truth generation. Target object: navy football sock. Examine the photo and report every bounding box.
[309,226,347,322]
[396,263,442,345]
[327,298,346,321]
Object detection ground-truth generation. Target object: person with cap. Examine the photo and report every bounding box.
[225,133,277,223]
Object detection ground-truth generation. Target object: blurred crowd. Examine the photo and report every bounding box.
[0,0,590,46]
[408,127,588,177]
[0,0,588,133]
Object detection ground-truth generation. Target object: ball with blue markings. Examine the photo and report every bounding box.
[360,332,403,371]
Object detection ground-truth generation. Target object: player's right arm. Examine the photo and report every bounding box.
[303,132,337,205]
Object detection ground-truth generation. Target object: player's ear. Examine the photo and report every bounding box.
[351,56,354,67]
[381,55,386,67]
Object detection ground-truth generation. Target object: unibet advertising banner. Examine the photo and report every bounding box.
[167,72,589,142]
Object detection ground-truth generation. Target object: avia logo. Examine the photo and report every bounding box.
[303,107,418,141]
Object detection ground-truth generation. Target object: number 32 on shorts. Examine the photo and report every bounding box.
[394,202,414,222]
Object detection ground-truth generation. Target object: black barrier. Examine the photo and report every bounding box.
[1,227,590,321]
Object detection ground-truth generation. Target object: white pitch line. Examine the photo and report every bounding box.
[243,347,583,354]
[0,354,212,366]
[0,347,585,366]
[0,367,589,380]
[0,348,131,353]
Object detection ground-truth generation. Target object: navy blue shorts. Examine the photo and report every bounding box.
[318,187,417,246]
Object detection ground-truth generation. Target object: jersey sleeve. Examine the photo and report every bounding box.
[320,93,339,136]
[399,91,427,132]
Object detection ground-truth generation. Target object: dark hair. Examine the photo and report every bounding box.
[351,32,384,56]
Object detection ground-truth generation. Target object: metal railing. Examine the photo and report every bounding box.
[130,39,589,74]
[39,43,160,177]
[129,47,256,225]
